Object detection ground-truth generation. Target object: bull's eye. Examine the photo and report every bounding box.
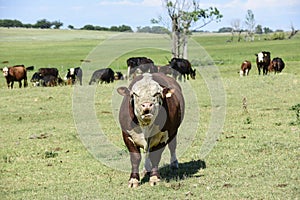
[133,92,139,97]
[153,92,161,97]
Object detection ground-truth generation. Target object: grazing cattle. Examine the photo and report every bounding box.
[270,57,285,74]
[239,60,252,76]
[66,67,83,85]
[2,65,28,89]
[30,72,63,87]
[30,72,42,86]
[117,73,185,188]
[255,51,271,75]
[127,57,154,78]
[89,68,115,85]
[169,58,196,81]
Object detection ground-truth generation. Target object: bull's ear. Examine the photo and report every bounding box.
[162,87,175,98]
[117,86,131,96]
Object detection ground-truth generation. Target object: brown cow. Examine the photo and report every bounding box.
[269,57,285,74]
[239,60,251,76]
[2,65,28,89]
[117,73,185,188]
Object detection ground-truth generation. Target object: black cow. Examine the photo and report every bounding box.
[169,58,196,81]
[30,72,63,87]
[117,73,185,188]
[89,68,115,85]
[127,57,154,78]
[270,57,285,74]
[255,51,271,75]
[66,67,83,85]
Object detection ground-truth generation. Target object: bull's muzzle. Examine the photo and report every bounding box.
[141,102,154,120]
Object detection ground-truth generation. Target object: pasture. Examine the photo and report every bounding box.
[0,28,299,199]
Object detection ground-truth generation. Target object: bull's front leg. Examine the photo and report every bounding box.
[128,151,141,188]
[123,134,142,188]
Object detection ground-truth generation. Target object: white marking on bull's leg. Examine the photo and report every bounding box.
[149,175,160,186]
[239,70,244,77]
[245,69,249,76]
[128,178,139,188]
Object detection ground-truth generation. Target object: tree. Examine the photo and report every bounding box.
[34,19,52,29]
[68,25,74,29]
[263,27,273,34]
[255,24,263,34]
[244,10,256,41]
[153,0,222,58]
[52,20,63,29]
[288,23,298,39]
[231,19,242,42]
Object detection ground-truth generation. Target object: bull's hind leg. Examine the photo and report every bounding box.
[168,136,179,170]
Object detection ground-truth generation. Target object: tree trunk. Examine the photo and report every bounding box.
[182,26,188,59]
[171,15,180,58]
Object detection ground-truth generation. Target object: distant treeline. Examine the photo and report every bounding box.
[0,19,169,33]
[0,19,63,29]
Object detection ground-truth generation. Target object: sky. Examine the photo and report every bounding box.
[0,0,299,31]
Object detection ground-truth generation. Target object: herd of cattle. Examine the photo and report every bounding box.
[1,52,285,89]
[240,51,285,76]
[1,57,196,89]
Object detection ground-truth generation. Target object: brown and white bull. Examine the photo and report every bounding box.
[117,73,185,188]
[239,60,251,76]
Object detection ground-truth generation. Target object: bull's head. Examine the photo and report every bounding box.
[2,67,8,77]
[117,74,166,126]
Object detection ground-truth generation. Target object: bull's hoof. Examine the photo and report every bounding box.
[170,159,179,170]
[128,178,139,188]
[149,175,160,186]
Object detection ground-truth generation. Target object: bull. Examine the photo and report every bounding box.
[117,73,185,187]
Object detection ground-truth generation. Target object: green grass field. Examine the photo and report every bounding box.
[0,28,299,199]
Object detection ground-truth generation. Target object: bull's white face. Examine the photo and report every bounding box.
[131,75,163,126]
[69,68,75,76]
[3,67,8,77]
[257,52,264,62]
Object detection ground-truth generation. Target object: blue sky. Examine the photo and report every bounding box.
[0,0,299,31]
